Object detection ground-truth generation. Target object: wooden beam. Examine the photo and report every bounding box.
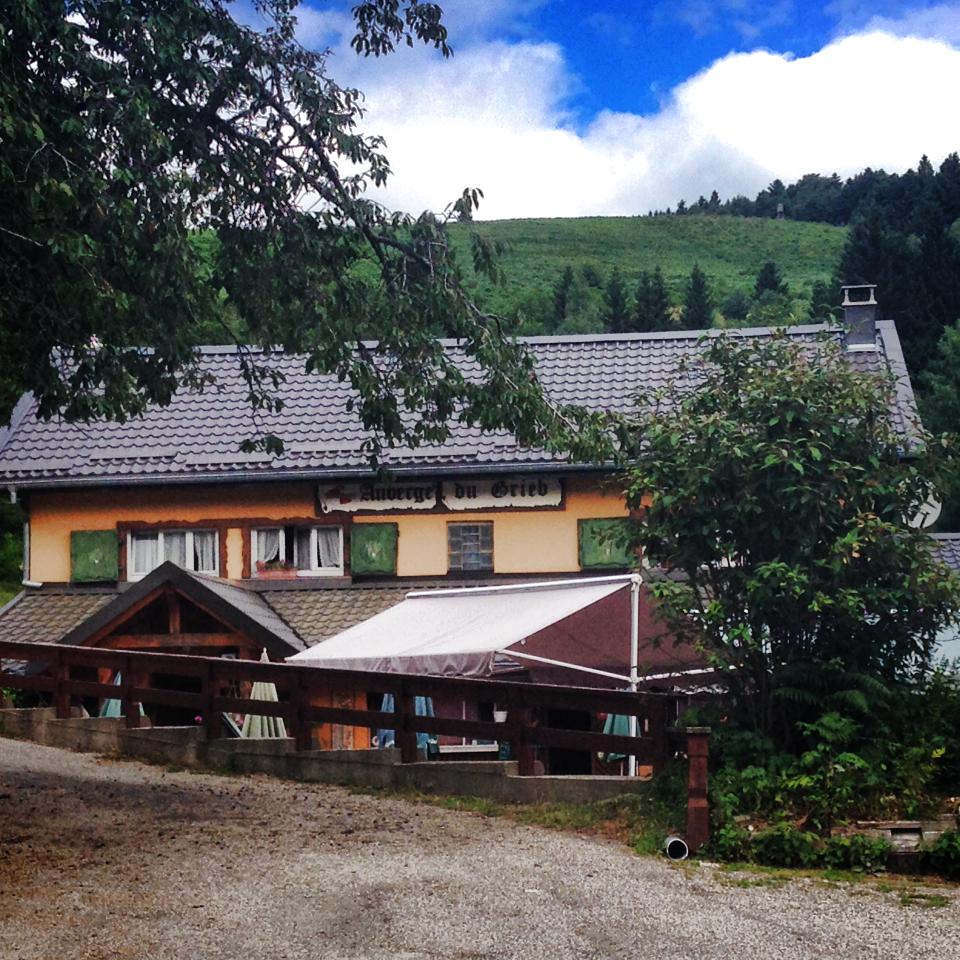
[105,632,243,650]
[166,589,181,635]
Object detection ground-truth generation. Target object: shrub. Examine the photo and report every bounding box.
[821,835,891,872]
[751,823,821,868]
[925,829,960,881]
[708,823,753,862]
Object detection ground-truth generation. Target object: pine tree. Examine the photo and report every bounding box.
[809,280,837,323]
[634,267,672,332]
[754,260,788,298]
[553,266,575,328]
[601,267,630,332]
[683,264,713,328]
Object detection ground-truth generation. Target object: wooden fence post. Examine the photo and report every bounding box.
[686,726,710,853]
[512,706,535,776]
[397,683,418,764]
[291,671,312,753]
[120,655,142,729]
[53,649,70,719]
[201,662,220,740]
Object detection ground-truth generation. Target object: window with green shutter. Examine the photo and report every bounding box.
[578,518,635,570]
[350,523,398,576]
[71,530,119,582]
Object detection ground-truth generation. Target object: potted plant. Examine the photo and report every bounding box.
[255,559,298,580]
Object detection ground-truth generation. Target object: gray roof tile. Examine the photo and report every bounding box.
[0,324,917,487]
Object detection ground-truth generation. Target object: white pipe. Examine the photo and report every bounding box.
[628,572,642,777]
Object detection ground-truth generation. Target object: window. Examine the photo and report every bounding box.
[128,529,218,580]
[252,525,344,576]
[448,522,493,572]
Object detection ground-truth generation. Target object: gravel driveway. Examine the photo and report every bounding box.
[0,737,957,960]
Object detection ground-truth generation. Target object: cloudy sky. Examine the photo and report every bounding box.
[248,1,960,219]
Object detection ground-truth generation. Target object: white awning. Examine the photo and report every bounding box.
[287,575,633,677]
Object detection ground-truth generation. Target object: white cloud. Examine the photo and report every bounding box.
[304,8,960,218]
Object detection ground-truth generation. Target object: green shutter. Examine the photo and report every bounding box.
[578,518,634,570]
[71,530,119,582]
[350,523,398,575]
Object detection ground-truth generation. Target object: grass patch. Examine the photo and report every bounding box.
[0,581,21,607]
[450,215,846,318]
[898,892,951,909]
[360,785,683,858]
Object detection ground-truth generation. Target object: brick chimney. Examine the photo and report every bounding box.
[840,284,878,350]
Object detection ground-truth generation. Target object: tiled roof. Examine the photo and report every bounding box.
[931,534,960,575]
[263,584,414,647]
[0,322,917,487]
[0,589,116,644]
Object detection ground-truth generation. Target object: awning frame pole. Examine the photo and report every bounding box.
[628,573,642,778]
[494,649,631,683]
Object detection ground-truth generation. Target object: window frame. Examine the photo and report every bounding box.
[126,528,219,581]
[251,525,345,578]
[447,521,494,574]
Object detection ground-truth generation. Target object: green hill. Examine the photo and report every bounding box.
[450,216,847,330]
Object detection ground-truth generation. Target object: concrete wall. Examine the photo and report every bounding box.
[0,708,652,806]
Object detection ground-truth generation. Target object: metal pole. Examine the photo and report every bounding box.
[628,572,641,777]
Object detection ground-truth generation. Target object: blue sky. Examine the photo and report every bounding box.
[243,1,960,217]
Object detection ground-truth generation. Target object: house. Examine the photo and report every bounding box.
[0,288,920,718]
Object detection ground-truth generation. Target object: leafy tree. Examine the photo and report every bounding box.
[601,267,630,333]
[633,267,673,332]
[621,334,959,746]
[754,260,788,298]
[683,264,713,328]
[720,289,751,323]
[0,0,580,461]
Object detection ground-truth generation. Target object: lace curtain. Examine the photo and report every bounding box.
[193,531,217,572]
[163,531,187,568]
[255,528,281,564]
[131,533,158,574]
[317,527,341,569]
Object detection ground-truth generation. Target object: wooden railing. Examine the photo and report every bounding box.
[0,639,709,847]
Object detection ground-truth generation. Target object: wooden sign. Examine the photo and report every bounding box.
[318,481,438,514]
[442,476,563,511]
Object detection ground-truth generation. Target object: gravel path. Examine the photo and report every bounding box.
[0,737,958,960]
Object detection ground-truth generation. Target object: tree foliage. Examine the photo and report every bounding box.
[601,267,630,333]
[633,267,673,332]
[0,0,591,460]
[621,334,959,745]
[683,264,713,328]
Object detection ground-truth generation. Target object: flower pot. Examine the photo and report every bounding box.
[256,567,298,580]
[493,710,508,723]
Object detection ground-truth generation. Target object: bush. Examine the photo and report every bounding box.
[708,823,753,862]
[751,823,821,868]
[821,835,891,872]
[925,829,960,880]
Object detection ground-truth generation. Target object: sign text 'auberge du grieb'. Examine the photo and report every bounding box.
[317,476,563,513]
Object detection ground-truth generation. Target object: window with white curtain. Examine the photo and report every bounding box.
[128,529,218,580]
[252,525,343,576]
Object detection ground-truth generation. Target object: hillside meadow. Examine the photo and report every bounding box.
[450,216,847,322]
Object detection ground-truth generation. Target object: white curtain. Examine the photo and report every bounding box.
[255,528,281,564]
[163,531,187,568]
[295,528,313,570]
[131,533,158,574]
[317,527,340,569]
[193,531,217,572]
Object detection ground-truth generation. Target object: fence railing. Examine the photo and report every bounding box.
[0,640,709,847]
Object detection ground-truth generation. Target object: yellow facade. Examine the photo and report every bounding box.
[27,475,630,583]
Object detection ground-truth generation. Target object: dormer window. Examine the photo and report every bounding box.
[128,529,218,581]
[252,525,343,577]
